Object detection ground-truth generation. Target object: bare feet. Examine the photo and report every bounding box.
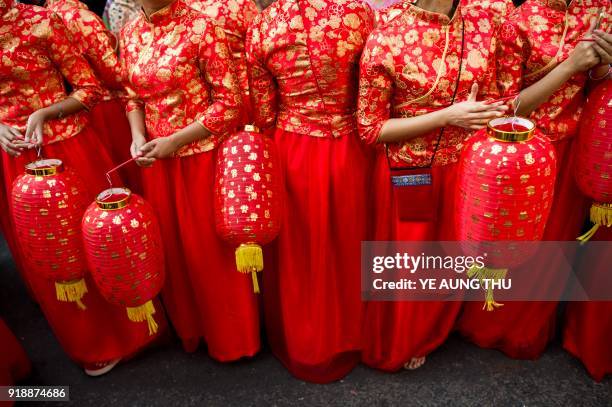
[83,358,121,377]
[403,356,426,370]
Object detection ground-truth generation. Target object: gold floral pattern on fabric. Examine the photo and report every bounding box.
[246,0,375,138]
[47,0,124,101]
[357,1,499,168]
[187,0,259,99]
[120,0,242,157]
[496,0,611,141]
[0,0,102,144]
[461,0,513,25]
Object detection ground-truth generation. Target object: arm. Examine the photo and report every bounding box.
[23,13,103,145]
[246,15,278,133]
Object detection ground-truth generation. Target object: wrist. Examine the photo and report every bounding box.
[558,60,578,77]
[438,107,451,127]
[167,134,183,150]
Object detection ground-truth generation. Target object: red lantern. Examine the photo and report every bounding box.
[81,187,165,335]
[11,159,90,308]
[457,117,557,310]
[215,125,282,293]
[574,80,612,242]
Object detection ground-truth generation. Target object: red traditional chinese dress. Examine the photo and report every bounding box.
[247,0,374,382]
[461,0,513,25]
[120,0,259,360]
[47,0,141,191]
[457,0,611,360]
[357,0,499,371]
[0,0,164,366]
[187,0,259,122]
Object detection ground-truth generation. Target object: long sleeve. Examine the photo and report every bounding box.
[72,8,124,91]
[357,33,393,146]
[246,14,278,131]
[46,12,103,109]
[197,22,242,137]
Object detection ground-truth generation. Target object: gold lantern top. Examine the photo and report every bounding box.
[25,159,64,176]
[487,117,536,142]
[96,187,132,210]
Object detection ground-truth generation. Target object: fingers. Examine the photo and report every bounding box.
[139,140,156,154]
[592,34,612,63]
[469,101,508,113]
[0,139,21,157]
[594,30,612,44]
[8,127,23,140]
[468,83,479,102]
[135,157,156,167]
[24,121,33,144]
[33,125,43,146]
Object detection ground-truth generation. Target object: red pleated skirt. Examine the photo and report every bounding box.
[140,151,260,361]
[89,99,142,193]
[563,227,612,382]
[1,128,166,365]
[0,318,30,388]
[361,152,462,372]
[264,129,369,383]
[457,136,589,359]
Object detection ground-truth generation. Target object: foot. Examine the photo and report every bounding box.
[83,358,120,377]
[403,356,426,370]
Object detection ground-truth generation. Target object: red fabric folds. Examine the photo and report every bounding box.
[563,227,612,382]
[361,154,462,372]
[263,129,369,383]
[140,151,261,361]
[0,319,30,407]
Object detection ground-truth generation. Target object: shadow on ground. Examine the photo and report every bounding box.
[1,237,610,407]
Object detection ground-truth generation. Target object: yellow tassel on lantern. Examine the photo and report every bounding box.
[55,278,88,310]
[126,300,158,336]
[235,243,263,294]
[577,203,612,243]
[467,266,508,311]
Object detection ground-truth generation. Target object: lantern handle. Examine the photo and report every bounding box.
[105,157,136,188]
[511,98,521,132]
[35,145,43,159]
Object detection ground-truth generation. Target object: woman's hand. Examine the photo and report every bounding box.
[24,108,51,146]
[0,124,25,157]
[563,40,601,74]
[592,30,612,66]
[130,133,155,167]
[443,84,508,130]
[140,136,179,161]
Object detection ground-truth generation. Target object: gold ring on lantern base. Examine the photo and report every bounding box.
[487,117,536,142]
[25,159,64,176]
[96,187,132,210]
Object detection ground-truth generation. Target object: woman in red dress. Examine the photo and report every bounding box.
[357,0,507,371]
[0,0,164,375]
[121,0,260,361]
[457,0,611,359]
[247,0,374,383]
[46,0,141,191]
[187,0,259,122]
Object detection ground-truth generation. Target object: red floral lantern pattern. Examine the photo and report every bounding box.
[215,125,282,293]
[11,159,90,309]
[574,80,612,242]
[82,188,165,335]
[457,117,557,310]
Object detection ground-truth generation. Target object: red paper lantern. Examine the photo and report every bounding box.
[81,187,165,335]
[457,117,557,310]
[215,125,282,293]
[574,80,612,242]
[11,159,90,308]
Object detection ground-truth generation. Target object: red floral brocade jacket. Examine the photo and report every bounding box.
[358,1,499,168]
[0,0,102,144]
[497,0,611,142]
[188,0,259,101]
[47,0,124,101]
[120,0,242,157]
[246,0,375,138]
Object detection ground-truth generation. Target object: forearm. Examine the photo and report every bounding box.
[127,109,147,140]
[39,96,87,120]
[516,61,575,117]
[377,109,447,144]
[168,122,210,150]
